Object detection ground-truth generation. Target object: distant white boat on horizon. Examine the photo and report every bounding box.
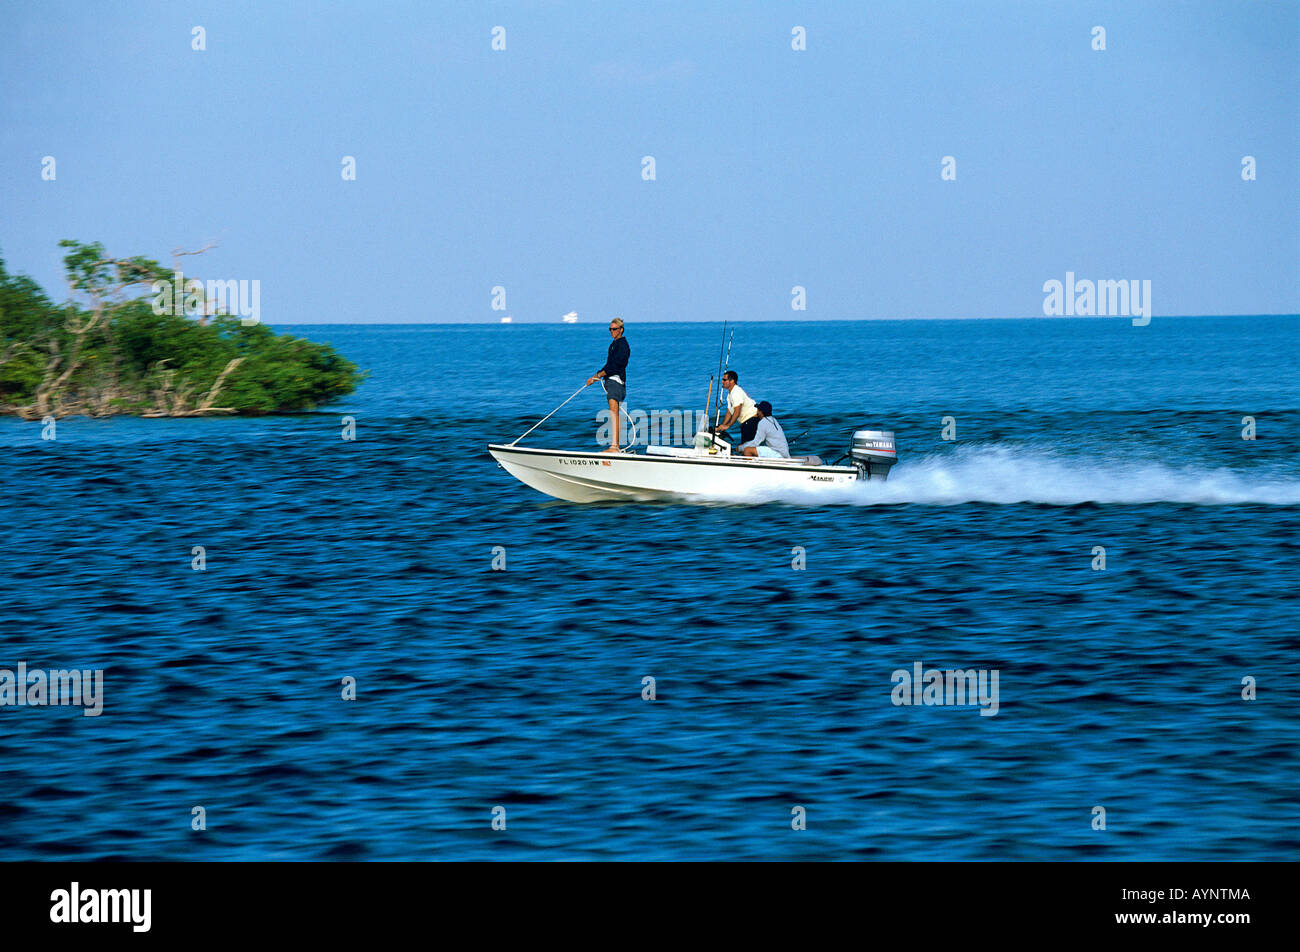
[561,311,578,323]
[500,315,513,324]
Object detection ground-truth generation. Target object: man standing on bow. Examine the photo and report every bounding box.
[587,317,629,453]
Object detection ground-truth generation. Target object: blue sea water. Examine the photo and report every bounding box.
[1,316,1297,860]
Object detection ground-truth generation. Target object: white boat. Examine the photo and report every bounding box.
[561,311,578,323]
[488,430,897,503]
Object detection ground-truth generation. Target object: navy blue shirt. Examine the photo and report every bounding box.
[601,336,629,382]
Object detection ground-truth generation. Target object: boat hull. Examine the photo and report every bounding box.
[487,444,861,503]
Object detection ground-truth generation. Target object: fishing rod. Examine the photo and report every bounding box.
[721,328,734,415]
[713,327,737,451]
[712,327,733,439]
[703,374,714,441]
[711,321,727,433]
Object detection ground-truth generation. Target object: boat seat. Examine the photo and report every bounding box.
[645,445,823,465]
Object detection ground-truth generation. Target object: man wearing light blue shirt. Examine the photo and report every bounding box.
[739,401,790,458]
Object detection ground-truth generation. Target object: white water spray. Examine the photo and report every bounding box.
[741,445,1300,507]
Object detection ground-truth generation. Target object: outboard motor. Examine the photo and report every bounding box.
[850,429,897,481]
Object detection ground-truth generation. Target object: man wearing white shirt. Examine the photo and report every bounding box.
[715,371,759,445]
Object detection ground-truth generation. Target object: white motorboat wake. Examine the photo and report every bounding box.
[727,444,1300,507]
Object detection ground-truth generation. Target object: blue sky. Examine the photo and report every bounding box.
[1,1,1296,323]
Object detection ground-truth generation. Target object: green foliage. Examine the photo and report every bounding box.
[58,240,166,297]
[0,244,364,417]
[0,256,60,401]
[214,317,360,412]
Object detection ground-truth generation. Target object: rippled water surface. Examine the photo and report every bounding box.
[1,317,1297,860]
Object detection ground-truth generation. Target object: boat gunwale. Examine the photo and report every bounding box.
[487,443,863,475]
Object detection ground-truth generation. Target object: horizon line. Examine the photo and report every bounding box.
[270,313,1299,326]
